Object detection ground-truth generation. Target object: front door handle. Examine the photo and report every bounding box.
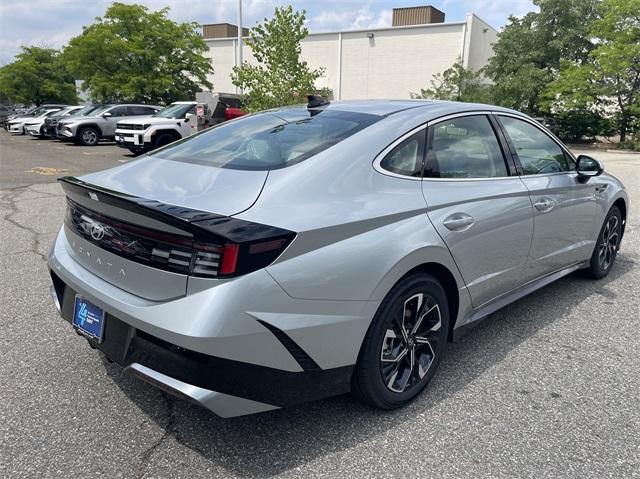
[443,213,475,231]
[534,198,555,212]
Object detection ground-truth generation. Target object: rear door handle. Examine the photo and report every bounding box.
[443,213,475,231]
[534,198,554,212]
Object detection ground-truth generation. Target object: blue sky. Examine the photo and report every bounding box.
[0,0,536,64]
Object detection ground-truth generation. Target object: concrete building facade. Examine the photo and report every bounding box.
[203,11,497,100]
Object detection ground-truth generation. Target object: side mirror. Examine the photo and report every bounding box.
[576,155,603,180]
[102,112,112,118]
[184,113,195,123]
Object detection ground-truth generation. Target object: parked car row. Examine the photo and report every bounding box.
[4,93,246,154]
[114,93,243,154]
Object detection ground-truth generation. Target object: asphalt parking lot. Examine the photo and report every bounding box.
[1,130,639,478]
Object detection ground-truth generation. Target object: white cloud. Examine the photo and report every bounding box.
[307,3,392,32]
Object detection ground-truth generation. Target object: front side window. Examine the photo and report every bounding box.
[426,115,508,178]
[379,130,425,177]
[151,109,380,170]
[109,106,128,117]
[499,116,570,175]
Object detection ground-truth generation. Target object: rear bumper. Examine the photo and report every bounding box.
[48,227,375,416]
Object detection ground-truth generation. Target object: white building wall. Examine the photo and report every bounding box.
[464,14,499,73]
[339,23,465,99]
[204,14,497,99]
[299,33,340,94]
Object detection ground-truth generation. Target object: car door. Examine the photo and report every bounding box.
[422,113,534,307]
[496,114,597,278]
[103,106,129,136]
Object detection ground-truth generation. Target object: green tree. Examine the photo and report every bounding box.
[0,46,77,106]
[62,2,212,104]
[486,0,599,114]
[232,6,325,112]
[411,59,490,103]
[548,0,640,141]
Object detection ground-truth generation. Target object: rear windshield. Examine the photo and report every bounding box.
[150,109,380,170]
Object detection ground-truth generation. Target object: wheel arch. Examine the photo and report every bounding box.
[77,123,102,136]
[397,263,460,342]
[613,197,627,242]
[151,128,181,141]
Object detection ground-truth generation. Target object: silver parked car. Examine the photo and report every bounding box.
[48,99,628,417]
[57,103,161,146]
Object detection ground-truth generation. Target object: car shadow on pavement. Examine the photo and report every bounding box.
[104,256,634,478]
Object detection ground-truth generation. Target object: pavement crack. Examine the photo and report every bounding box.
[1,186,48,263]
[136,395,176,479]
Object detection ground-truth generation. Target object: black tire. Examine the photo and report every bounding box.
[76,126,100,146]
[153,132,177,150]
[352,273,449,409]
[582,206,622,279]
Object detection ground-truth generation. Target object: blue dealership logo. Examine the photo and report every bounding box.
[77,302,88,326]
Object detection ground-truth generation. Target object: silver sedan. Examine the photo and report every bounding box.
[48,99,628,417]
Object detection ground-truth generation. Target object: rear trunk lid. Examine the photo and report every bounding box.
[60,160,268,301]
[79,156,267,216]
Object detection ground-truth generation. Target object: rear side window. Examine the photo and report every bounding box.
[499,116,570,174]
[151,109,380,170]
[380,130,425,177]
[426,115,508,178]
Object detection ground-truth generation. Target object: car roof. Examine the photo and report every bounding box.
[270,100,518,118]
[105,103,160,107]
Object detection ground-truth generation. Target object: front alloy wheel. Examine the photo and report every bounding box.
[583,205,622,279]
[598,214,620,271]
[77,127,99,146]
[353,273,449,409]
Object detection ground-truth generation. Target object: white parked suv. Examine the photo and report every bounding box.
[115,102,196,154]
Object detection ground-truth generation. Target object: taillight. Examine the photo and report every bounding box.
[224,107,246,121]
[65,198,295,279]
[219,244,239,275]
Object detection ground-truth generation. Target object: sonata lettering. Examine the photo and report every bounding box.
[70,238,126,277]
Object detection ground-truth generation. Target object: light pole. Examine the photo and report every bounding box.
[237,0,243,68]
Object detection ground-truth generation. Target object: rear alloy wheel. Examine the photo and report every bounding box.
[583,206,622,279]
[77,127,100,146]
[353,274,449,409]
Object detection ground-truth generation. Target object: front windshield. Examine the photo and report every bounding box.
[154,103,194,119]
[71,105,99,117]
[151,109,380,171]
[87,105,112,116]
[30,107,47,116]
[51,107,77,118]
